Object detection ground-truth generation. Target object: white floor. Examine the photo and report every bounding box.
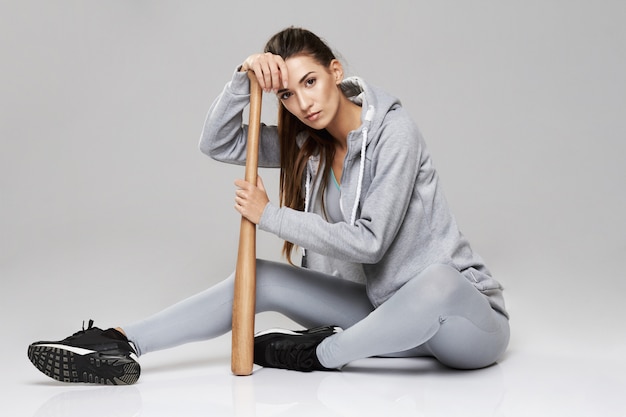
[6,343,626,417]
[4,307,626,417]
[3,239,625,417]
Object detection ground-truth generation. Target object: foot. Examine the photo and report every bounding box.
[254,325,342,372]
[27,320,140,385]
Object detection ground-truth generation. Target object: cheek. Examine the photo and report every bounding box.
[324,88,341,114]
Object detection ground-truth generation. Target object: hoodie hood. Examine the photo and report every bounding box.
[340,76,402,140]
[302,76,401,225]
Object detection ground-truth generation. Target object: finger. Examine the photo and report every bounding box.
[275,56,289,89]
[252,66,266,91]
[248,55,268,91]
[234,179,249,189]
[252,61,268,92]
[262,53,288,92]
[268,61,282,93]
[260,53,275,92]
[243,54,265,89]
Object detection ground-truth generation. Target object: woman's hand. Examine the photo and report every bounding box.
[240,53,289,93]
[234,176,270,225]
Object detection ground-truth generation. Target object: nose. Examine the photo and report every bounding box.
[297,92,312,112]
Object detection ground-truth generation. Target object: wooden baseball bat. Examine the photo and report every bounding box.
[231,72,262,376]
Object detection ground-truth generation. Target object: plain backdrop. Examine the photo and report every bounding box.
[2,0,625,372]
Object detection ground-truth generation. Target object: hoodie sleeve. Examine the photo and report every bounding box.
[259,110,423,264]
[199,69,281,168]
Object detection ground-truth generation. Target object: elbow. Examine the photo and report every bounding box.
[347,223,388,263]
[358,240,386,264]
[198,131,221,160]
[369,246,386,264]
[198,137,213,157]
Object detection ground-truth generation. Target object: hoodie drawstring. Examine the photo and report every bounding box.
[302,169,312,261]
[350,106,375,225]
[349,125,367,225]
[301,105,375,262]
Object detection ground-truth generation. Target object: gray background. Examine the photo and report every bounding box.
[2,0,625,359]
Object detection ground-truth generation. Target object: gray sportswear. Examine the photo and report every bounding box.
[123,259,509,369]
[200,69,507,318]
[122,70,510,369]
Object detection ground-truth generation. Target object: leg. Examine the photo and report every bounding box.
[255,259,373,328]
[123,259,374,356]
[317,264,510,370]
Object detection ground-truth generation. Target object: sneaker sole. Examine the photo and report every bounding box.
[27,344,140,385]
[255,326,342,338]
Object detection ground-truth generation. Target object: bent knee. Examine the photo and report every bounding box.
[427,315,510,370]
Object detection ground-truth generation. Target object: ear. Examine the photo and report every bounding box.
[330,59,344,85]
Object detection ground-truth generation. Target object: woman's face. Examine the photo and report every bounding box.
[277,54,343,130]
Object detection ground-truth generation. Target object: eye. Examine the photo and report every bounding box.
[305,78,316,87]
[279,91,292,100]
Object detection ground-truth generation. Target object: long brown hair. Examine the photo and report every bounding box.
[264,27,338,264]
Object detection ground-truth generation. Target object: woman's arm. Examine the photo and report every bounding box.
[258,114,425,264]
[198,69,281,168]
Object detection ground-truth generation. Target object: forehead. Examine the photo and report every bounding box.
[284,55,327,76]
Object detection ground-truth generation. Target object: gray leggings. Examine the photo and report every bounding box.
[123,260,509,370]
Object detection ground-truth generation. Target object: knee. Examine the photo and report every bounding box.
[427,315,510,370]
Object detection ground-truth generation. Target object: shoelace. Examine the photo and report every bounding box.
[271,341,315,371]
[65,319,96,341]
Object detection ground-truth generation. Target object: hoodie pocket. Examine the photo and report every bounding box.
[463,267,503,292]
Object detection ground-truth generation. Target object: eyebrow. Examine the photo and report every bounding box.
[277,71,315,95]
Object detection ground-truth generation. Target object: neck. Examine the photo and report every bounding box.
[326,95,362,150]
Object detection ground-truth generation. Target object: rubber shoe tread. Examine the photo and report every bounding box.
[27,320,140,385]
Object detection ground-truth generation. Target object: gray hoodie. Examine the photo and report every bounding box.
[200,70,508,318]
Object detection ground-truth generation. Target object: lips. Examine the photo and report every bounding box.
[305,111,321,122]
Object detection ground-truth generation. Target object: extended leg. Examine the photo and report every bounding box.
[123,259,374,356]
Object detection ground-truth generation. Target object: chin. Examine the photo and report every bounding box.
[302,117,328,131]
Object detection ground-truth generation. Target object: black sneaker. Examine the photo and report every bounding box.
[27,320,140,385]
[254,325,342,372]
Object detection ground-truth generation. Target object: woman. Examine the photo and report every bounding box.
[27,27,509,385]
